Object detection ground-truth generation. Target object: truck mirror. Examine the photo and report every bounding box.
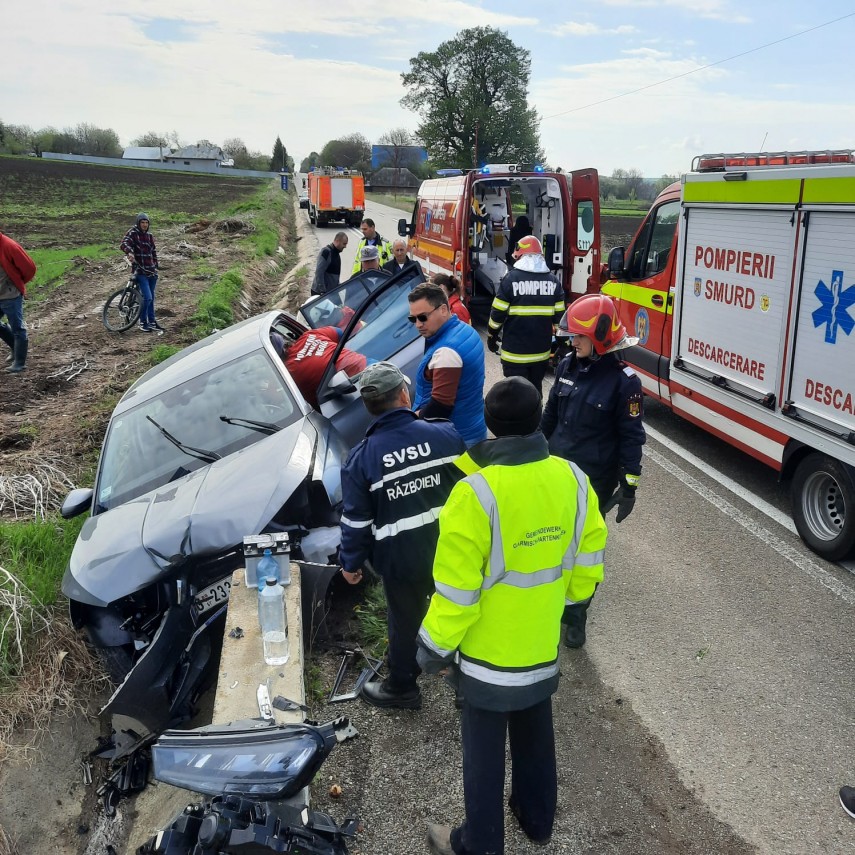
[397,218,410,237]
[607,246,626,277]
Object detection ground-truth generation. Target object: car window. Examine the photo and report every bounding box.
[300,270,391,329]
[95,350,300,511]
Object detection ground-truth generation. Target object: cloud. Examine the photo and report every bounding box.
[556,21,636,36]
[597,0,751,23]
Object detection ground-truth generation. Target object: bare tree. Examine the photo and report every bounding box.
[377,128,415,198]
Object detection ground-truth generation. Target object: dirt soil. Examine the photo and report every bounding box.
[0,210,746,855]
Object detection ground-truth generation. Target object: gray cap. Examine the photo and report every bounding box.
[360,244,379,261]
[358,361,409,399]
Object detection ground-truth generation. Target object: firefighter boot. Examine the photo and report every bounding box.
[5,338,27,373]
[563,602,589,649]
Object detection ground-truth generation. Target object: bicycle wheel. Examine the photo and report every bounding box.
[102,284,142,332]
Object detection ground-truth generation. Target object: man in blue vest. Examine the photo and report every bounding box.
[408,283,486,446]
[339,362,466,709]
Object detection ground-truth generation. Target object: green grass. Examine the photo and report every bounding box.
[601,207,648,218]
[28,244,113,298]
[365,192,415,213]
[192,268,244,336]
[353,582,389,657]
[147,343,182,365]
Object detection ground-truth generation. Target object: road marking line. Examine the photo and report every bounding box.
[644,445,855,605]
[645,424,797,534]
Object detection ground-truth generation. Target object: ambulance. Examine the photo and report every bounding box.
[397,164,600,301]
[604,150,855,560]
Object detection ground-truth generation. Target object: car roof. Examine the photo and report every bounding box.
[115,311,287,414]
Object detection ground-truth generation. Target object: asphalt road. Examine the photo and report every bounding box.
[299,197,855,854]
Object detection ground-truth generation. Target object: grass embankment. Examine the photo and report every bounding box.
[365,192,415,213]
[0,166,296,691]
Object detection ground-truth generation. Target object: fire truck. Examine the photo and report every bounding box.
[604,150,855,560]
[398,164,600,301]
[306,167,365,228]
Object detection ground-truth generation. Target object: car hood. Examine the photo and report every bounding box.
[62,421,317,607]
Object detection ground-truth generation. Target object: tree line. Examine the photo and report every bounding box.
[0,121,294,173]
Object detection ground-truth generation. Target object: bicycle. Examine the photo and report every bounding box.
[102,266,142,332]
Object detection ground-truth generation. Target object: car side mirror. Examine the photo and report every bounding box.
[61,487,94,519]
[608,246,626,277]
[328,369,357,396]
[397,218,411,237]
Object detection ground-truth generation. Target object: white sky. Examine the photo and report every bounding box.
[4,0,855,177]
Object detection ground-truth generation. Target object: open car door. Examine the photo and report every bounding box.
[568,169,601,296]
[315,265,427,447]
[297,269,391,329]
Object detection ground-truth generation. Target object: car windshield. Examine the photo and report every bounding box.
[95,349,300,511]
[301,270,391,329]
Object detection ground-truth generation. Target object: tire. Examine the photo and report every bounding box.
[103,284,142,332]
[791,453,855,561]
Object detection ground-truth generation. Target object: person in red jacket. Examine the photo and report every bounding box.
[432,273,471,325]
[0,230,36,374]
[274,327,367,409]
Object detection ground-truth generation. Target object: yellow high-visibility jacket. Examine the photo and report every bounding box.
[417,433,607,710]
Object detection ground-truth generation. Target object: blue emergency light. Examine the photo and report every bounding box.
[480,166,491,174]
[534,164,545,173]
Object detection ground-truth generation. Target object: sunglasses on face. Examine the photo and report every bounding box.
[407,304,442,324]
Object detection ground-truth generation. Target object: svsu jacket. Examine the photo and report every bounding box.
[540,351,645,501]
[339,408,466,581]
[0,232,37,297]
[488,267,565,364]
[416,433,608,711]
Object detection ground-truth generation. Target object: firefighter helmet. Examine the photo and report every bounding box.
[557,294,638,355]
[512,235,543,258]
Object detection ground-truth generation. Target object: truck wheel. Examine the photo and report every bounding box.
[791,453,855,561]
[309,208,316,224]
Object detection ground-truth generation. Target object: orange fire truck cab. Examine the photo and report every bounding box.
[398,164,600,302]
[306,167,365,228]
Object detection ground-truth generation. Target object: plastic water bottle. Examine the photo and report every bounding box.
[256,548,280,591]
[258,578,289,666]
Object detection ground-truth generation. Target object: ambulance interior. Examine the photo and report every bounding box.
[469,176,566,297]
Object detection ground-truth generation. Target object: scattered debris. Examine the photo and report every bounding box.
[47,359,89,381]
[96,749,149,818]
[227,626,244,639]
[329,783,343,798]
[329,649,383,704]
[273,695,308,713]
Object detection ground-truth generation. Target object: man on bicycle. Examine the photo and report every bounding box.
[121,213,163,333]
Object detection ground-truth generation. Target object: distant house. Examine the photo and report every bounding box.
[369,167,421,195]
[164,145,226,166]
[122,146,170,161]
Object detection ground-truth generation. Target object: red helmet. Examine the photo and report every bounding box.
[558,294,635,355]
[512,235,543,258]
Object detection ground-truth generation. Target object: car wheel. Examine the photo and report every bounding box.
[791,453,855,561]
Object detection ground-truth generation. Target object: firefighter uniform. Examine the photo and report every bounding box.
[418,407,607,853]
[350,233,393,275]
[487,266,565,396]
[340,408,465,695]
[540,351,645,503]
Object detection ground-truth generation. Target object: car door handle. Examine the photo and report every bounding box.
[651,294,664,307]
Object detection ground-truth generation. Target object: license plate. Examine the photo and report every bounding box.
[194,577,232,615]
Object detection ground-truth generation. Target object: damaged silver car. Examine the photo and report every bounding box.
[61,266,426,758]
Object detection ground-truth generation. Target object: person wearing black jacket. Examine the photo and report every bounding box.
[382,238,424,277]
[540,293,646,647]
[340,362,466,709]
[487,235,565,396]
[312,232,348,295]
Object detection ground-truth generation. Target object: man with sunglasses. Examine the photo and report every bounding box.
[408,283,486,446]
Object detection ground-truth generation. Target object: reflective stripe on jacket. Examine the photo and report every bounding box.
[489,267,564,364]
[417,433,607,711]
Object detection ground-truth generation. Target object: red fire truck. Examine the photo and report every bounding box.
[604,150,855,560]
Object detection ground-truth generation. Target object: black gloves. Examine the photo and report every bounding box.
[600,473,639,523]
[487,333,500,354]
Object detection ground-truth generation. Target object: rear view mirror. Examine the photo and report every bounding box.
[608,246,626,277]
[61,487,94,519]
[397,218,411,237]
[329,369,357,396]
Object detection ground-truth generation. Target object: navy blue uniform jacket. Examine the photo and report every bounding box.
[340,408,466,581]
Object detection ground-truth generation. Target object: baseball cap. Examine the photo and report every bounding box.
[360,245,379,262]
[357,361,409,399]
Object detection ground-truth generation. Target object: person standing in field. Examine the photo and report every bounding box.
[121,213,163,333]
[0,229,36,374]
